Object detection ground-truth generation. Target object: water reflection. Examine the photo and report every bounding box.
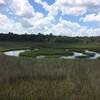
[4,49,100,59]
[4,50,29,57]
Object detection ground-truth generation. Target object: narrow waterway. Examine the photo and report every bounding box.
[4,49,100,59]
[4,50,29,57]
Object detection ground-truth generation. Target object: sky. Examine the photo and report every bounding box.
[0,0,100,36]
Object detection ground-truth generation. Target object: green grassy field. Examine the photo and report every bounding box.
[20,48,74,58]
[0,42,100,100]
[19,44,100,58]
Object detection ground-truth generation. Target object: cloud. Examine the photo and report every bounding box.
[0,0,100,36]
[46,18,81,36]
[0,0,5,5]
[9,0,35,18]
[0,13,24,33]
[0,0,45,30]
[80,12,100,22]
[35,0,100,16]
[0,0,35,18]
[0,0,6,6]
[33,0,100,36]
[0,0,53,34]
[45,18,100,36]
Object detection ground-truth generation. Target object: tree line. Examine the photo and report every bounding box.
[0,32,100,44]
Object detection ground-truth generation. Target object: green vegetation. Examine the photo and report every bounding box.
[20,48,73,58]
[0,55,100,99]
[0,42,100,99]
[1,32,100,45]
[19,45,100,58]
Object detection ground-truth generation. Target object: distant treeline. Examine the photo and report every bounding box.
[0,32,100,44]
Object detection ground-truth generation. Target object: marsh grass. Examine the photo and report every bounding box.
[0,55,100,99]
[0,42,100,99]
[20,48,73,57]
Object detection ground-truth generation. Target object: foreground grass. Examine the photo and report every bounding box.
[0,55,100,99]
[1,42,100,99]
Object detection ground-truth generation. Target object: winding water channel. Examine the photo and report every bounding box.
[3,49,100,59]
[4,50,29,57]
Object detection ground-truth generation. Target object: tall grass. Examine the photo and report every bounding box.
[0,55,100,99]
[0,42,100,99]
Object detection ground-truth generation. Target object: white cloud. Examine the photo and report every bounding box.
[60,6,86,16]
[0,0,5,5]
[35,0,100,16]
[0,0,35,18]
[81,12,100,22]
[35,0,49,9]
[32,0,100,36]
[0,13,24,33]
[30,14,54,34]
[0,0,54,34]
[44,18,100,36]
[46,19,81,36]
[0,0,100,36]
[10,0,35,18]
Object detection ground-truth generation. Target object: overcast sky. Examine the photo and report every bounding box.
[0,0,100,36]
